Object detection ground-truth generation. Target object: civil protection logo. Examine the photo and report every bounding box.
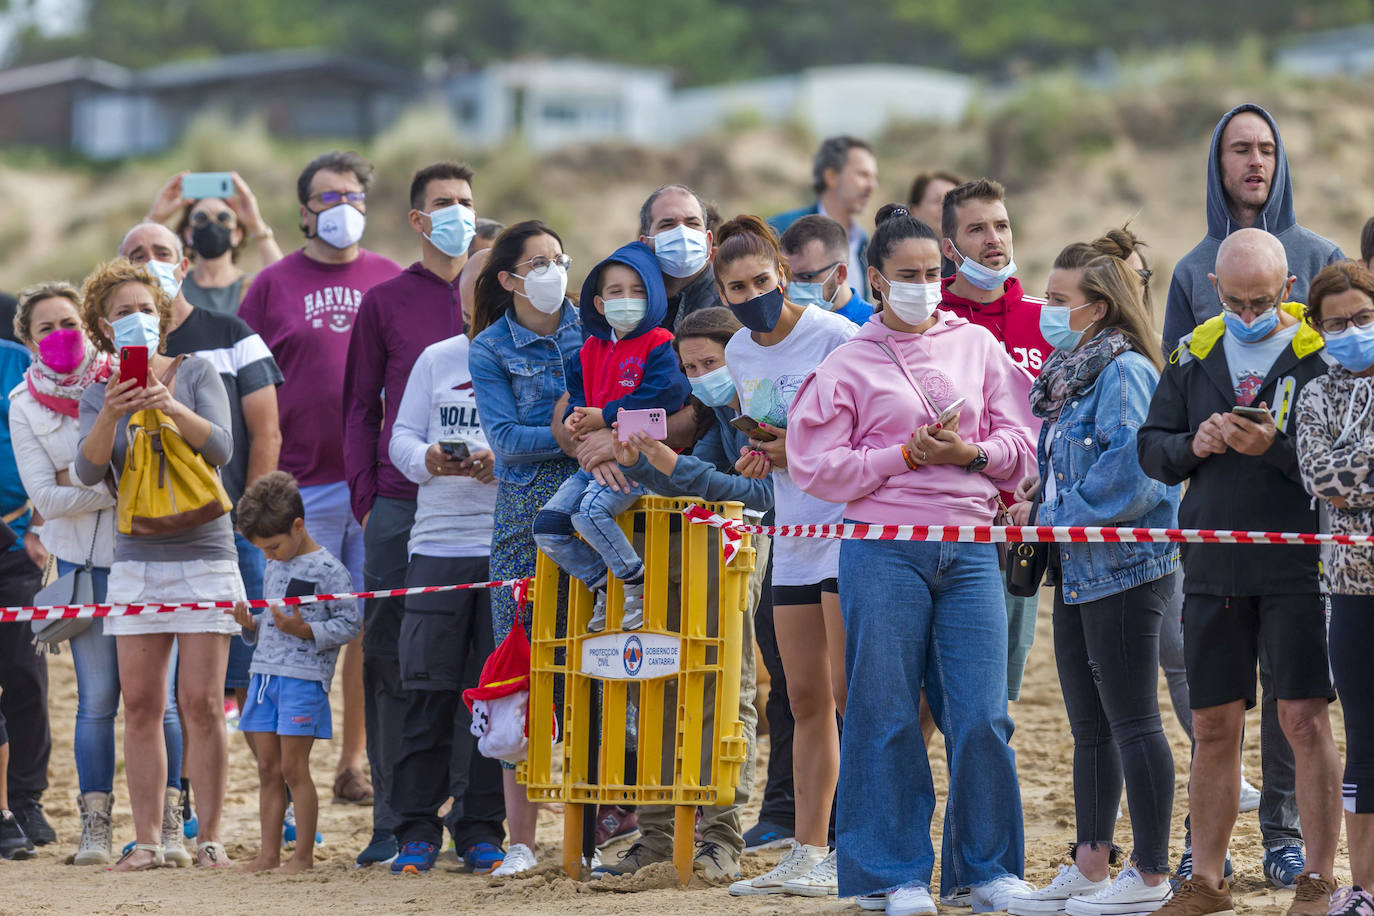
[622,635,644,676]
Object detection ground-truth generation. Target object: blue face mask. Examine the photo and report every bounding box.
[1323,324,1374,373]
[729,287,785,333]
[952,243,1016,291]
[652,224,710,279]
[145,258,181,301]
[424,203,476,257]
[602,297,647,335]
[1223,307,1280,343]
[1039,302,1096,351]
[689,365,736,408]
[788,265,840,310]
[111,311,161,351]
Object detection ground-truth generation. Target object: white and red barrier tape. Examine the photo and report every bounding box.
[682,505,1374,552]
[0,578,532,625]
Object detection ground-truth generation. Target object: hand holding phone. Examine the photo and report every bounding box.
[180,172,235,200]
[728,414,778,442]
[119,346,149,388]
[1230,405,1271,423]
[616,408,668,444]
[439,439,471,461]
[936,396,967,430]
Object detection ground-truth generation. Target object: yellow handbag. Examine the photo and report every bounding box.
[116,356,233,536]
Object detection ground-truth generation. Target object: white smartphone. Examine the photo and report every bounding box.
[937,397,967,427]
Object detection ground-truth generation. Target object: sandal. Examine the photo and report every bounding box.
[108,843,164,871]
[332,768,374,806]
[195,841,231,867]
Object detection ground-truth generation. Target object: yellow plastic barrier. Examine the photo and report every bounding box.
[523,495,755,886]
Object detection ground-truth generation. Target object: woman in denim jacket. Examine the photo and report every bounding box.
[468,220,582,876]
[1007,249,1181,916]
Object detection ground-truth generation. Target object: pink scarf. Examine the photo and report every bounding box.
[25,348,115,418]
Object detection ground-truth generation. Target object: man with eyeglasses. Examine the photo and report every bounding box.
[780,215,874,325]
[1139,228,1342,916]
[239,152,401,828]
[1163,104,1344,354]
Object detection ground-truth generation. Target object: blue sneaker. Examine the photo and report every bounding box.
[461,841,506,875]
[392,840,440,875]
[355,831,398,868]
[1172,847,1233,890]
[282,803,324,847]
[1263,844,1305,889]
[742,820,794,853]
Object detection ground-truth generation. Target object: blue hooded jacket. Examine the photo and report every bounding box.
[568,242,690,426]
[1162,103,1344,352]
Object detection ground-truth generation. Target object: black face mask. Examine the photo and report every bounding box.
[729,287,785,333]
[191,222,233,260]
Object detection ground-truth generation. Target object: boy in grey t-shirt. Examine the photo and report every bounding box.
[231,472,360,873]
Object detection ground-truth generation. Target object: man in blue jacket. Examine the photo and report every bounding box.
[768,136,878,299]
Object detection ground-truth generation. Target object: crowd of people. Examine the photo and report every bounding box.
[1,100,1374,916]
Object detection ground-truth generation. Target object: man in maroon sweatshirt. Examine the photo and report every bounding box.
[341,161,478,867]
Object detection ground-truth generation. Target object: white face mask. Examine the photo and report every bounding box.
[516,264,568,314]
[881,276,943,325]
[315,203,366,250]
[652,224,710,278]
[145,258,182,301]
[602,298,647,335]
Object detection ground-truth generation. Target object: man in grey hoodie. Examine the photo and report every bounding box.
[1163,103,1344,353]
[1159,103,1343,893]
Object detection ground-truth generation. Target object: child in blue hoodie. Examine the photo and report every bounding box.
[532,241,690,632]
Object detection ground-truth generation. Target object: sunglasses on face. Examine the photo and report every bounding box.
[310,190,366,207]
[190,210,235,228]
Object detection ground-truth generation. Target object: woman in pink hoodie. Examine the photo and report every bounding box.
[787,206,1038,914]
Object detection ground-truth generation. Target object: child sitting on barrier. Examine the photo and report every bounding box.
[231,471,361,873]
[533,241,691,632]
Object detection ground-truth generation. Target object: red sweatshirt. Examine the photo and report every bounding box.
[940,276,1050,377]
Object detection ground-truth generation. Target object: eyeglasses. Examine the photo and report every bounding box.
[1317,309,1374,335]
[793,261,842,283]
[190,210,235,228]
[516,254,571,273]
[1218,288,1284,320]
[310,190,366,207]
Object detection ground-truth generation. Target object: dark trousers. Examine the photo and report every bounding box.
[0,549,49,800]
[752,552,796,831]
[1053,572,1176,874]
[392,555,504,849]
[362,497,415,836]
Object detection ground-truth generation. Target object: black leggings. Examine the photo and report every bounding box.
[1330,595,1374,814]
[1053,572,1176,874]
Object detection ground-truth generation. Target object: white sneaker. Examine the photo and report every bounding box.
[858,893,889,911]
[1238,767,1261,813]
[888,883,938,915]
[587,589,607,633]
[781,848,838,896]
[621,581,645,630]
[1064,867,1172,916]
[491,842,537,877]
[728,841,826,896]
[942,887,974,908]
[972,876,1038,914]
[1008,865,1112,916]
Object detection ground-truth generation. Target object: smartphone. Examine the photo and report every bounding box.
[937,397,968,427]
[728,414,778,442]
[617,408,669,443]
[439,438,471,461]
[1231,405,1271,422]
[181,172,234,200]
[119,345,149,388]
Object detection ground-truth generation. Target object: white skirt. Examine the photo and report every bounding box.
[104,558,245,636]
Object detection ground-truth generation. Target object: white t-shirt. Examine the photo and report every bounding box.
[1222,321,1299,406]
[726,306,859,586]
[388,334,497,559]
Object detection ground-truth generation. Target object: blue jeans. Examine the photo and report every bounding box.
[837,538,1025,898]
[59,559,182,794]
[299,481,365,589]
[225,531,266,690]
[531,470,644,586]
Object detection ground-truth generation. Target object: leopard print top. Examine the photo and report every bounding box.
[1296,367,1374,595]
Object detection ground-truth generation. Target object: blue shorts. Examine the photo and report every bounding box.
[238,673,332,738]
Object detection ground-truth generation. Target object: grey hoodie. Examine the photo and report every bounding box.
[1162,103,1344,353]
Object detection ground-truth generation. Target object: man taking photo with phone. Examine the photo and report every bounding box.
[1138,228,1342,916]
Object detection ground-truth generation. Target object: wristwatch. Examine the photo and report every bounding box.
[964,445,989,473]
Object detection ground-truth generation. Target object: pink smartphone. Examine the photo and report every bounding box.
[617,408,669,443]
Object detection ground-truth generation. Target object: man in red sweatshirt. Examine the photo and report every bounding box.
[939,178,1051,377]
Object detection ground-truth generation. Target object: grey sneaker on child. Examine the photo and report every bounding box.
[622,581,645,630]
[587,589,608,633]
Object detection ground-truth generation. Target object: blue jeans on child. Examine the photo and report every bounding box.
[531,470,645,585]
[836,537,1025,899]
[60,559,182,794]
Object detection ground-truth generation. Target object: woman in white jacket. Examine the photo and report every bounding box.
[8,282,185,867]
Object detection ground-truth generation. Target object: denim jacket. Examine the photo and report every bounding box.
[1036,349,1180,604]
[470,302,583,485]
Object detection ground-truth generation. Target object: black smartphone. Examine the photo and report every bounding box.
[439,438,471,460]
[729,414,778,442]
[1231,405,1270,423]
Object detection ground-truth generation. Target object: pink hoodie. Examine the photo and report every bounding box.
[787,311,1038,526]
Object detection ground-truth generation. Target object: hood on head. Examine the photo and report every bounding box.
[578,241,667,339]
[1205,103,1296,241]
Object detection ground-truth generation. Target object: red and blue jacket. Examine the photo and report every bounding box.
[568,241,690,425]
